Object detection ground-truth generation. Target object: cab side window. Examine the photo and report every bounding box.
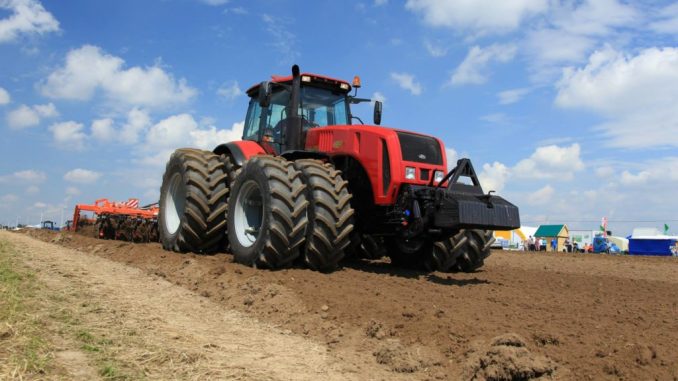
[244,100,262,141]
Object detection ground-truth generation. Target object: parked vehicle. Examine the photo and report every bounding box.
[41,220,60,231]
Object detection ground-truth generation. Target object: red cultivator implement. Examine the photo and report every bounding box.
[72,198,160,243]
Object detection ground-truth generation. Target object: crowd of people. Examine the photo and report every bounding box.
[522,236,590,253]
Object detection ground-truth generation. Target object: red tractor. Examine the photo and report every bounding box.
[158,65,520,272]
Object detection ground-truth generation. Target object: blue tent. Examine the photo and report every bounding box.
[629,238,677,256]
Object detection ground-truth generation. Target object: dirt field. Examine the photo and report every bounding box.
[3,229,678,380]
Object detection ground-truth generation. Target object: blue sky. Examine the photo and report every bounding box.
[1,0,677,236]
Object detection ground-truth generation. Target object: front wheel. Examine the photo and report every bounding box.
[427,230,468,272]
[455,229,494,272]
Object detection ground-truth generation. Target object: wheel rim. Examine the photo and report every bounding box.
[163,173,184,235]
[234,180,264,248]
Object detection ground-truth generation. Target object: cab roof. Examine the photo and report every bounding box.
[246,72,352,97]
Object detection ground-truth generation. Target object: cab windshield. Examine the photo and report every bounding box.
[300,86,349,127]
[242,84,350,145]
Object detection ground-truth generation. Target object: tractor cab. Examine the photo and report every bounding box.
[244,66,380,154]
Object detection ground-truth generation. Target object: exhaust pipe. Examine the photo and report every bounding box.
[284,64,303,152]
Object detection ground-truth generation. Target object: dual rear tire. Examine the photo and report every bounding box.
[159,152,355,272]
[226,157,355,272]
[226,156,308,268]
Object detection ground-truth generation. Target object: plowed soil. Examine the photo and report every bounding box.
[10,229,678,380]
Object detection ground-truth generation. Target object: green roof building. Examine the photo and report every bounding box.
[534,224,569,252]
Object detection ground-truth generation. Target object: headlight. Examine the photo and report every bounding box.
[434,170,445,183]
[405,167,416,180]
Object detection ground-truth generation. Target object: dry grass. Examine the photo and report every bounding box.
[0,236,241,380]
[0,239,136,380]
[0,240,53,379]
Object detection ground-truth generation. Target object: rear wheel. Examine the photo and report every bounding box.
[294,159,354,272]
[227,156,309,269]
[220,154,240,184]
[456,229,494,272]
[219,154,240,250]
[158,149,229,253]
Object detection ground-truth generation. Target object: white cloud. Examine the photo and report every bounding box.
[390,72,422,95]
[0,87,9,104]
[405,0,547,33]
[498,88,530,105]
[229,7,247,15]
[478,161,510,192]
[26,185,39,194]
[526,29,594,66]
[143,115,244,165]
[120,108,151,144]
[374,0,388,6]
[0,169,46,183]
[556,47,678,148]
[89,108,150,144]
[480,113,508,124]
[620,170,650,186]
[450,44,516,86]
[6,102,57,129]
[372,92,386,104]
[445,147,458,171]
[217,81,242,100]
[528,185,555,205]
[49,121,87,150]
[650,3,678,34]
[261,15,297,65]
[595,166,614,178]
[146,113,199,148]
[547,0,638,37]
[40,45,196,109]
[476,143,584,196]
[192,121,244,149]
[33,201,46,209]
[514,143,584,180]
[424,40,447,57]
[618,157,678,186]
[6,104,38,128]
[90,118,114,141]
[33,102,57,117]
[524,0,639,79]
[0,194,19,204]
[65,186,80,196]
[63,168,101,184]
[0,0,60,43]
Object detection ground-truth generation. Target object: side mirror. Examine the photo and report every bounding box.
[258,81,271,107]
[373,100,382,125]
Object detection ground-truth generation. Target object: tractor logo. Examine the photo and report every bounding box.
[418,154,426,160]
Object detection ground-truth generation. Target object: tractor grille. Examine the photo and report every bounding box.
[397,132,443,165]
[318,130,333,151]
